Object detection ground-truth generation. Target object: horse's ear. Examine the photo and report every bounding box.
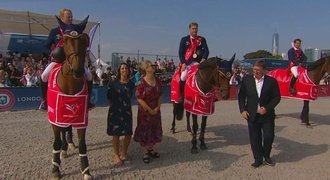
[77,15,89,33]
[229,53,236,63]
[55,15,67,30]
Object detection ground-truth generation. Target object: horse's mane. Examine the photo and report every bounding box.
[199,57,218,70]
[308,57,326,71]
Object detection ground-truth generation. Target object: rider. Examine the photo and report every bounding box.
[178,22,209,102]
[287,38,307,94]
[39,8,95,110]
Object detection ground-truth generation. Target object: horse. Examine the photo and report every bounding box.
[171,55,235,133]
[171,55,234,154]
[47,16,92,179]
[268,56,330,126]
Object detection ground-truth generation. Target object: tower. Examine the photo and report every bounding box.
[272,32,279,56]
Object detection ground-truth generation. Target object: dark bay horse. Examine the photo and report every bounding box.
[269,56,330,126]
[49,16,92,179]
[171,55,235,133]
[296,57,330,126]
[171,55,234,153]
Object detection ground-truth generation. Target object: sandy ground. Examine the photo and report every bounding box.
[1,97,330,180]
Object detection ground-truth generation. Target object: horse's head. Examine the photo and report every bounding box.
[325,56,330,73]
[199,54,235,100]
[55,15,89,79]
[215,54,235,100]
[307,55,330,84]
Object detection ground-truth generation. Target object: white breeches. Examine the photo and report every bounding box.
[290,66,298,78]
[41,62,92,82]
[180,62,198,81]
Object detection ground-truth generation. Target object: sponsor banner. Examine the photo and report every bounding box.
[0,85,328,112]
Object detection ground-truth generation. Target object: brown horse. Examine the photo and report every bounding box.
[49,16,92,179]
[269,56,330,126]
[297,56,330,126]
[171,55,234,153]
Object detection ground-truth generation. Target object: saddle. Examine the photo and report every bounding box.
[171,64,217,115]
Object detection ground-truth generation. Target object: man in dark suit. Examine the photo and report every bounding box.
[238,60,281,168]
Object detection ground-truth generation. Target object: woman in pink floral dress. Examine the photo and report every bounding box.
[133,60,163,164]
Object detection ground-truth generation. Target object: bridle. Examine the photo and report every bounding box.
[62,33,88,74]
[197,67,231,92]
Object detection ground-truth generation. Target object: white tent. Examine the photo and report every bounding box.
[0,9,101,56]
[0,9,97,35]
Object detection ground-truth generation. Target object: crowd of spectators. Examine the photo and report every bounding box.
[0,52,179,88]
[90,56,177,87]
[0,52,49,88]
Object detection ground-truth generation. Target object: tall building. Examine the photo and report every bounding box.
[304,48,321,62]
[272,33,279,56]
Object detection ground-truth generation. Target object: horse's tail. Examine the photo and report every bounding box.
[173,102,184,120]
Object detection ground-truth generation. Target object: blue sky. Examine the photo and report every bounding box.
[1,0,330,61]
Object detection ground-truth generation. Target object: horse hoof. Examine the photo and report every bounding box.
[60,151,67,159]
[83,173,93,180]
[68,143,76,151]
[301,122,312,127]
[200,144,208,150]
[51,169,62,179]
[191,148,198,154]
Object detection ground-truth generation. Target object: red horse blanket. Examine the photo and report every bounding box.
[170,65,182,103]
[47,64,89,129]
[171,64,218,115]
[268,67,318,101]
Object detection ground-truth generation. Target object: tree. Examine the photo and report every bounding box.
[244,50,280,59]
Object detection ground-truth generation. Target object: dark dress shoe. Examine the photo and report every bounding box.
[251,161,262,168]
[264,157,275,166]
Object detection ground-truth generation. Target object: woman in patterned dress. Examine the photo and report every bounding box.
[107,63,135,166]
[133,60,163,164]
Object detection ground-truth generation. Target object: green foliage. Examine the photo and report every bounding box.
[243,50,282,59]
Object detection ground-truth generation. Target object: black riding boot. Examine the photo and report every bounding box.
[87,80,95,110]
[179,80,185,103]
[39,81,48,110]
[289,77,297,95]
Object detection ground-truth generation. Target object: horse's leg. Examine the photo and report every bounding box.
[199,116,208,150]
[301,100,311,127]
[171,113,176,134]
[186,111,192,133]
[60,127,68,159]
[191,114,198,154]
[51,125,62,179]
[77,128,92,179]
[66,125,76,150]
[171,103,176,134]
